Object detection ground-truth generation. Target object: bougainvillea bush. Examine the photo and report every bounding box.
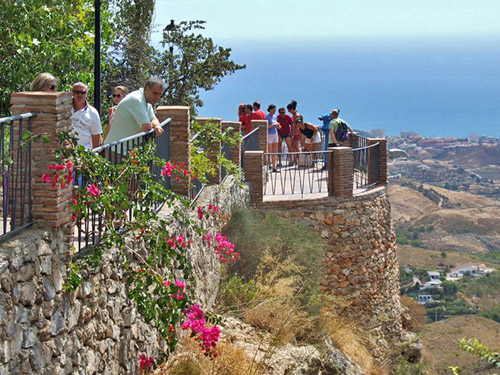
[41,131,239,368]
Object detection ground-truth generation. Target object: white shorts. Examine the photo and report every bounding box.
[305,132,321,144]
[268,133,279,144]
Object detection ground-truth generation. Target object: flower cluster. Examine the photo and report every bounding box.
[196,204,225,222]
[166,235,190,249]
[161,161,195,182]
[203,233,240,263]
[139,354,155,374]
[164,279,186,300]
[41,160,74,188]
[182,304,220,358]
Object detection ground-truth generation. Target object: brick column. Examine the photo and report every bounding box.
[367,138,387,185]
[251,120,268,153]
[328,147,353,199]
[221,121,241,169]
[195,117,222,184]
[157,106,190,196]
[243,151,263,204]
[10,92,74,233]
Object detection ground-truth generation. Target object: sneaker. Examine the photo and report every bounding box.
[272,168,279,173]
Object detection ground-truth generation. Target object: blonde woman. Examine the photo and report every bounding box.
[30,73,57,92]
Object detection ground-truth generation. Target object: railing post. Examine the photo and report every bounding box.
[195,117,222,184]
[367,138,387,185]
[243,151,263,204]
[221,121,241,169]
[9,92,74,237]
[328,147,353,198]
[251,120,268,153]
[157,106,191,196]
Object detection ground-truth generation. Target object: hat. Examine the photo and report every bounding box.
[239,103,245,108]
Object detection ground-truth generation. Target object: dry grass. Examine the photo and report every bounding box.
[157,336,254,375]
[320,307,387,375]
[397,244,478,269]
[242,254,318,344]
[421,315,500,375]
[401,295,428,333]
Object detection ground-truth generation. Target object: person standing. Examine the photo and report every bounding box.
[266,104,280,172]
[329,109,354,147]
[104,77,165,144]
[70,82,102,149]
[104,85,129,140]
[238,103,249,135]
[287,100,301,164]
[277,107,294,156]
[30,73,57,92]
[252,101,266,120]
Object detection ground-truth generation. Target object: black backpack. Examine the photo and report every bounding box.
[335,120,349,142]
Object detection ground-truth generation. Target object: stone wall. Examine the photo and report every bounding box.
[255,187,402,342]
[0,177,248,375]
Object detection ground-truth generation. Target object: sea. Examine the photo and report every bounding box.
[195,36,500,139]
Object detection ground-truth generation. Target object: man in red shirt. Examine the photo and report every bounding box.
[252,101,266,120]
[277,107,294,155]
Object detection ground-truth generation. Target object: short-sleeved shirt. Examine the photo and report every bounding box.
[70,102,102,149]
[277,114,293,136]
[265,114,278,135]
[105,88,156,143]
[329,118,349,133]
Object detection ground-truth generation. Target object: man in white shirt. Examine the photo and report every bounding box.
[70,82,102,149]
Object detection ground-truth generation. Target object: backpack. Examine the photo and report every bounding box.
[335,120,349,142]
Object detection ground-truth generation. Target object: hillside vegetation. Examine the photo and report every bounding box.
[421,315,500,375]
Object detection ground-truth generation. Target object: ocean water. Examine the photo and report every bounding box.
[196,36,500,138]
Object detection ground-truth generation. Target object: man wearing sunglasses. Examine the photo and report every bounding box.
[104,77,165,144]
[70,82,102,149]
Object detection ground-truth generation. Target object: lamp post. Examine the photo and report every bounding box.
[94,0,101,114]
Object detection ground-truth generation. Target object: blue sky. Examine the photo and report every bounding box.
[154,0,500,43]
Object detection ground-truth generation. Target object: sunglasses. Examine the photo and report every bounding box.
[112,94,122,98]
[49,85,57,91]
[295,120,303,123]
[279,111,285,114]
[73,90,87,95]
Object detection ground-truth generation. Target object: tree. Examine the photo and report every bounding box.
[0,0,114,116]
[102,0,156,93]
[152,20,246,113]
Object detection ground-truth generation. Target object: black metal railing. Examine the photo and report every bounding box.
[0,112,36,240]
[220,141,231,182]
[241,128,259,173]
[353,140,379,189]
[75,118,171,251]
[263,150,331,199]
[189,132,204,201]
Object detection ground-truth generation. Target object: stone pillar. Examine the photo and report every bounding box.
[157,106,191,196]
[195,117,222,184]
[367,138,387,185]
[9,92,74,237]
[328,147,353,199]
[251,120,268,153]
[243,151,263,204]
[221,121,241,169]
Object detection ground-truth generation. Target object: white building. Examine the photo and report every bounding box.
[446,263,495,281]
[418,295,434,304]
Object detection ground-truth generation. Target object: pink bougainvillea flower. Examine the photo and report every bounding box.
[87,184,101,197]
[41,174,51,184]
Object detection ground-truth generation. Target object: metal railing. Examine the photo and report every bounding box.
[189,132,204,201]
[0,112,35,240]
[352,137,379,189]
[241,128,259,172]
[264,150,331,199]
[221,141,232,182]
[75,118,171,251]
